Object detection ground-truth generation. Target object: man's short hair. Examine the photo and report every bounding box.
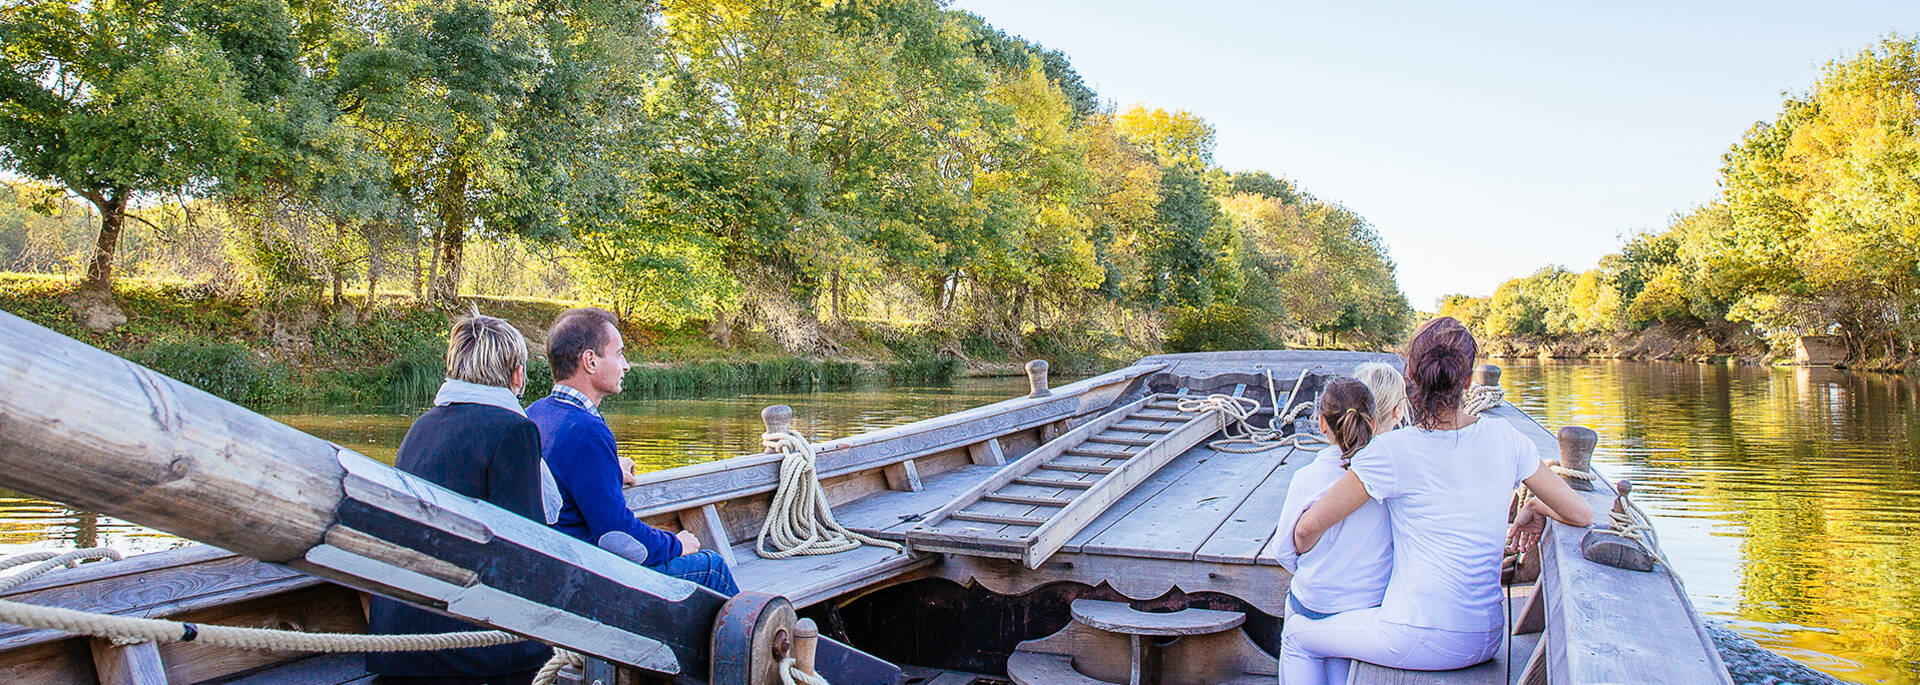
[547,307,619,381]
[446,314,528,388]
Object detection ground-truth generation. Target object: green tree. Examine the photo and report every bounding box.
[0,0,270,300]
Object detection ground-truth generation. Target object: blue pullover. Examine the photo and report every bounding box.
[528,397,681,565]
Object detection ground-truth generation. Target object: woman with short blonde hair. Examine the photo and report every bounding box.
[368,312,557,684]
[446,314,529,392]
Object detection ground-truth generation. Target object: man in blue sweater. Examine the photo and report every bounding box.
[528,307,738,595]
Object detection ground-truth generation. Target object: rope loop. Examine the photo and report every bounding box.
[1173,369,1328,455]
[756,429,904,559]
[1463,384,1505,416]
[781,656,833,685]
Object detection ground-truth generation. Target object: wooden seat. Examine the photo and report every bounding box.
[1069,599,1245,636]
[1346,591,1542,685]
[1009,599,1274,685]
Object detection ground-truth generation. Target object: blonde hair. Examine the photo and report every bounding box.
[446,313,528,388]
[1353,362,1408,430]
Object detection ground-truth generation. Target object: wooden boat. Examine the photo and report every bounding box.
[0,311,1731,685]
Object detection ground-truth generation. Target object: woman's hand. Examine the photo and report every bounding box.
[1507,500,1545,553]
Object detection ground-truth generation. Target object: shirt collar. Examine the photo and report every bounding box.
[549,384,602,418]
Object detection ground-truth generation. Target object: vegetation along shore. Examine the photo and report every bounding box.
[1438,38,1920,374]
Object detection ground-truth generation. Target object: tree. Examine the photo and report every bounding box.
[0,0,273,300]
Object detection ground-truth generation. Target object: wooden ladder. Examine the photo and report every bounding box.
[904,394,1226,568]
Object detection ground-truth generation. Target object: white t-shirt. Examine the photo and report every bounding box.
[1349,417,1543,632]
[1272,445,1393,614]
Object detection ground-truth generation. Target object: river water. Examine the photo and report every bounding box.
[0,363,1913,683]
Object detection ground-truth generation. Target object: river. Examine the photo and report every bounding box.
[0,363,1913,683]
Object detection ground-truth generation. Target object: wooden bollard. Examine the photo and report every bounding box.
[794,618,819,676]
[1026,359,1052,398]
[1557,426,1597,491]
[1581,479,1655,571]
[1473,364,1502,387]
[763,405,793,436]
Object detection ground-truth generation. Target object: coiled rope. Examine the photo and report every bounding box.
[0,547,519,653]
[756,429,904,559]
[782,656,831,685]
[1462,383,1505,416]
[1175,369,1328,453]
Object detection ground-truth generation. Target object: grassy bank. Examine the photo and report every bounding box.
[0,273,1078,410]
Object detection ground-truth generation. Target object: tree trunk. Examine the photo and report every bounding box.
[431,221,465,303]
[80,191,128,297]
[429,165,469,303]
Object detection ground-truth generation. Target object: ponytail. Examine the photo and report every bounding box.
[1317,378,1377,466]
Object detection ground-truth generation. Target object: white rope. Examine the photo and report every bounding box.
[532,649,585,685]
[756,430,904,559]
[0,548,520,653]
[1462,384,1505,415]
[1551,464,1596,481]
[781,657,832,685]
[1174,369,1328,454]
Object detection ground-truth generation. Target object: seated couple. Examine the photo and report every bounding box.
[367,308,736,685]
[1273,317,1594,685]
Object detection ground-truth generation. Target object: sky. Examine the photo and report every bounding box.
[950,0,1920,310]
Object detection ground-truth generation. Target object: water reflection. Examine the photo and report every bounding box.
[1499,361,1920,684]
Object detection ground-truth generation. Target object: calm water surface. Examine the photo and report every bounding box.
[2,364,1916,682]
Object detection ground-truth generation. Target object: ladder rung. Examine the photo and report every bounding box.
[1110,424,1175,434]
[1042,462,1117,474]
[1014,477,1094,489]
[1066,448,1133,459]
[984,493,1075,507]
[951,510,1050,527]
[1147,401,1183,410]
[1131,410,1189,421]
[1086,435,1154,447]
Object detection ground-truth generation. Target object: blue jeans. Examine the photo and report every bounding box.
[1289,592,1335,620]
[648,549,739,596]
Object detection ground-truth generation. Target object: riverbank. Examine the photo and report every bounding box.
[0,273,1148,409]
[1475,321,1920,372]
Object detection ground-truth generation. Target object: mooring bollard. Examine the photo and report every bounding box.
[794,618,820,677]
[1473,364,1502,387]
[763,404,794,438]
[1557,426,1597,491]
[1581,478,1656,571]
[1026,359,1052,398]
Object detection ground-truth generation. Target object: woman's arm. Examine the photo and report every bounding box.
[1519,463,1595,527]
[1293,471,1370,554]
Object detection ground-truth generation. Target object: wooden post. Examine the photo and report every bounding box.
[1580,479,1656,571]
[794,618,820,677]
[763,405,794,437]
[1556,426,1598,491]
[1474,364,1502,387]
[1027,359,1052,398]
[90,639,165,685]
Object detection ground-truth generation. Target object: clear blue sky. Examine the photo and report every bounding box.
[952,0,1920,310]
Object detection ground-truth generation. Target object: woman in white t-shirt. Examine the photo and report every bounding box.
[1279,318,1593,684]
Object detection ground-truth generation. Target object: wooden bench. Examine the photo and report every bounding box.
[1345,590,1541,685]
[1009,599,1275,685]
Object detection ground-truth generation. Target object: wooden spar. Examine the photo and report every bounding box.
[0,311,898,684]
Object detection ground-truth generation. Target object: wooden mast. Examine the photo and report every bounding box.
[0,311,896,684]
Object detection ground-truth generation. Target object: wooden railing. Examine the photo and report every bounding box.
[1493,403,1733,684]
[621,361,1166,517]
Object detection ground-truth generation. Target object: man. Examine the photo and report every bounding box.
[529,307,739,595]
[368,314,553,685]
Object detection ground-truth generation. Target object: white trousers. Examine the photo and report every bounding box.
[1278,607,1502,685]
